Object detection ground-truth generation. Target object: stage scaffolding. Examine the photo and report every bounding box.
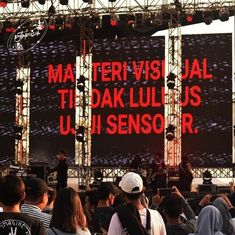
[1,0,234,183]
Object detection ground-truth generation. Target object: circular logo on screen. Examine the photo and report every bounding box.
[0,219,31,235]
[7,19,48,55]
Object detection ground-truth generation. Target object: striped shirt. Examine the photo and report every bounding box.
[21,204,52,228]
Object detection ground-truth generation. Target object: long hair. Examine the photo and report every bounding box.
[50,187,87,233]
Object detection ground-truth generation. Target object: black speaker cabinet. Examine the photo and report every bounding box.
[198,184,217,195]
[28,165,48,181]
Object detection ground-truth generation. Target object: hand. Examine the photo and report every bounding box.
[152,193,164,206]
[218,194,233,209]
[199,194,212,207]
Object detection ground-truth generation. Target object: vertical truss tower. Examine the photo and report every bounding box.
[165,9,182,167]
[15,53,30,165]
[75,7,93,184]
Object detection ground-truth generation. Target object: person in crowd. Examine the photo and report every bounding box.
[108,172,166,235]
[147,153,166,191]
[83,189,99,234]
[189,205,225,235]
[21,177,52,228]
[46,187,91,235]
[162,186,196,235]
[0,175,46,234]
[43,187,57,214]
[179,157,193,192]
[93,182,116,234]
[213,197,234,235]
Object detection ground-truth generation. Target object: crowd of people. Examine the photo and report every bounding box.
[1,169,235,235]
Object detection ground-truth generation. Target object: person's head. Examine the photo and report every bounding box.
[162,193,184,220]
[24,178,49,210]
[85,190,98,209]
[50,187,86,233]
[0,175,25,207]
[119,172,143,201]
[58,150,66,160]
[196,205,223,235]
[98,182,115,205]
[155,153,161,161]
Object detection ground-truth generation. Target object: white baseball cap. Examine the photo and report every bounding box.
[119,172,143,194]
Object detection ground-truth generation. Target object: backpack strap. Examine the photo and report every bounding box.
[116,204,150,235]
[50,227,58,235]
[146,209,151,233]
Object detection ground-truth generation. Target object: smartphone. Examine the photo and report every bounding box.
[158,188,174,197]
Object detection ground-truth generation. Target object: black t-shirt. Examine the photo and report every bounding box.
[0,212,46,235]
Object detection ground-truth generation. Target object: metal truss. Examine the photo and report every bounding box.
[192,167,234,178]
[164,8,182,166]
[0,0,234,20]
[68,166,129,185]
[15,53,30,166]
[75,11,93,185]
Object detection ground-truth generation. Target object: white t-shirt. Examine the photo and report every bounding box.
[108,208,166,235]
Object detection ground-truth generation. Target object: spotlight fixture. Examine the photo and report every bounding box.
[82,0,92,3]
[5,20,13,33]
[166,124,175,141]
[59,0,68,5]
[110,13,118,26]
[219,8,229,22]
[16,80,24,95]
[167,72,176,89]
[0,0,7,7]
[109,0,116,2]
[38,0,45,5]
[127,14,136,27]
[65,16,73,29]
[203,170,212,184]
[76,126,85,142]
[203,11,213,25]
[77,75,86,92]
[153,12,163,26]
[48,4,56,16]
[14,125,23,140]
[21,0,30,8]
[48,17,56,30]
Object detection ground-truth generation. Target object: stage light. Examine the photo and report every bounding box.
[76,126,85,142]
[56,16,64,30]
[82,0,92,3]
[5,21,13,33]
[65,16,73,30]
[153,12,163,26]
[77,75,86,92]
[0,0,7,7]
[59,0,68,5]
[109,0,116,2]
[203,11,213,25]
[203,170,212,184]
[48,4,56,16]
[48,17,56,30]
[166,124,175,141]
[16,80,24,95]
[186,15,193,22]
[219,8,229,22]
[167,72,176,89]
[127,14,136,27]
[38,19,46,31]
[14,125,23,140]
[21,0,30,8]
[110,13,118,26]
[38,0,45,5]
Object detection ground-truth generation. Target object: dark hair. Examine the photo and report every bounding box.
[85,190,98,207]
[162,193,184,219]
[50,187,87,233]
[0,175,25,206]
[124,192,142,200]
[98,182,115,200]
[47,189,56,205]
